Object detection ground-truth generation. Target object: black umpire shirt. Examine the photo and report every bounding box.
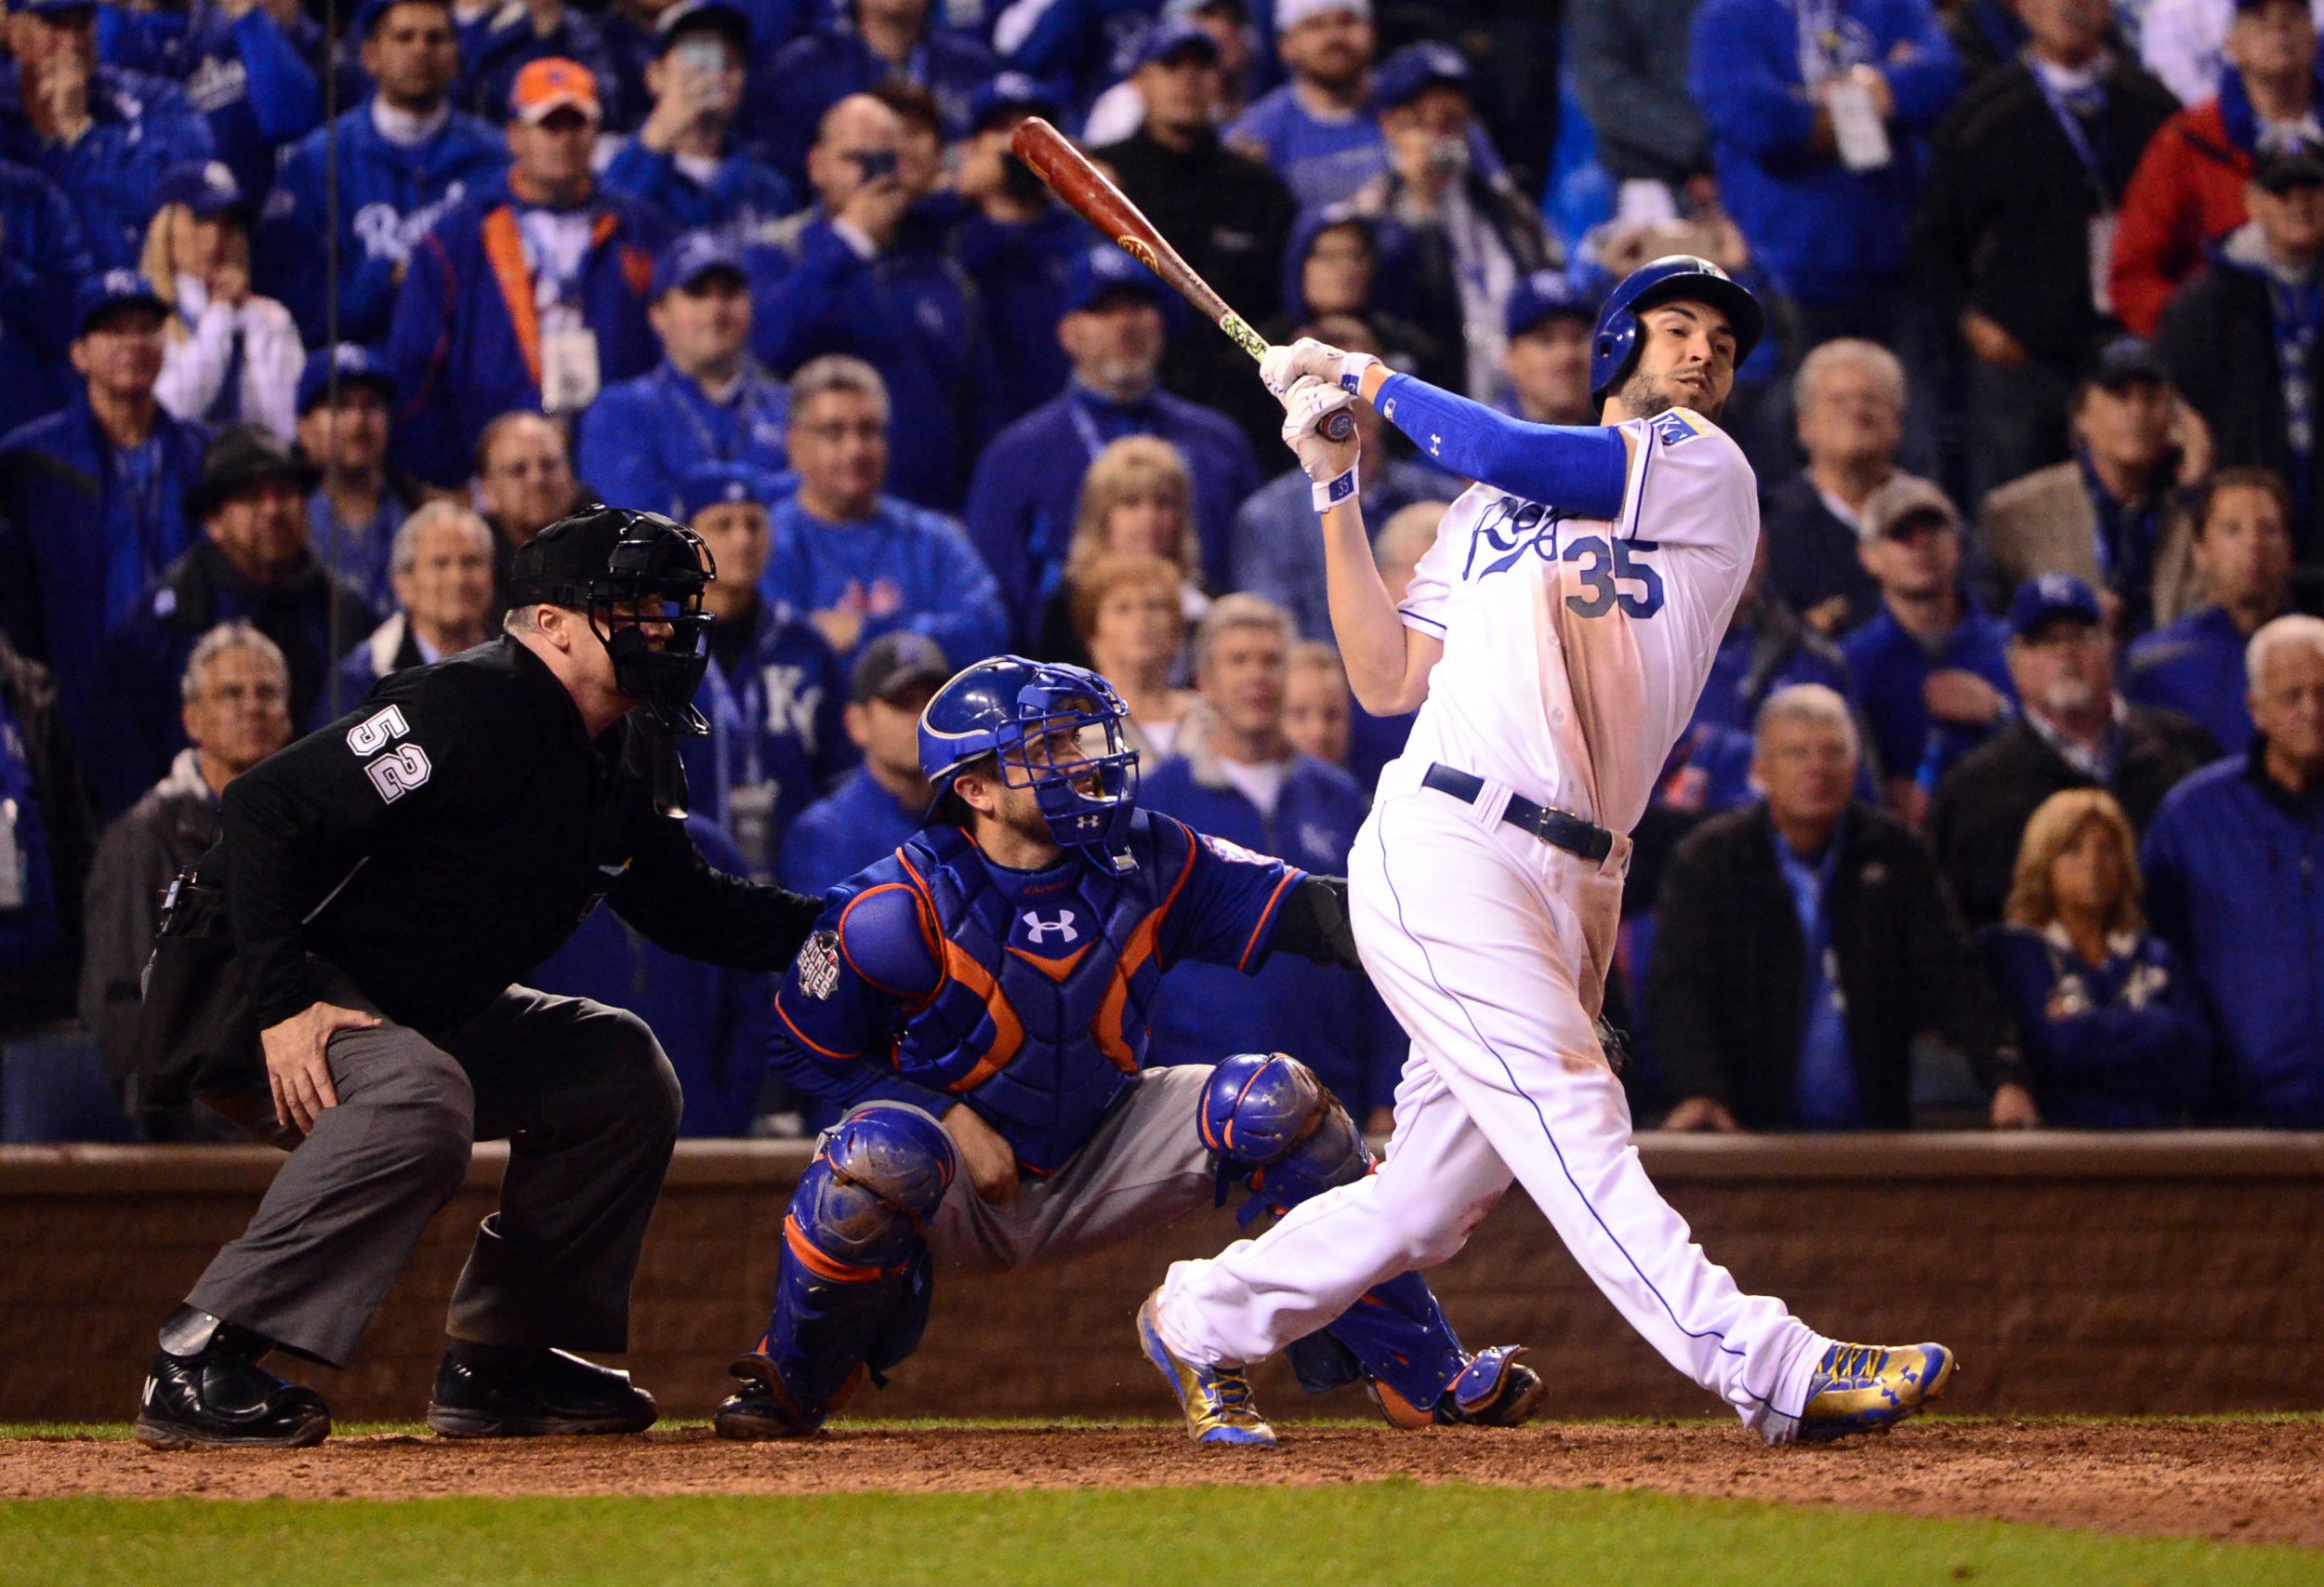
[212,636,822,1038]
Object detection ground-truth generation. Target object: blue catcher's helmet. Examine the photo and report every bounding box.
[917,655,1142,871]
[1588,254,1766,403]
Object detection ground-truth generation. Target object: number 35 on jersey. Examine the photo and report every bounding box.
[1460,495,1667,619]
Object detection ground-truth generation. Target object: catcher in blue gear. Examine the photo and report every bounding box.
[718,655,1545,1446]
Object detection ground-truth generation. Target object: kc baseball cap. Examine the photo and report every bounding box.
[2084,335,2169,390]
[1864,474,1960,539]
[296,343,398,416]
[2008,573,2104,639]
[851,631,951,706]
[73,270,167,337]
[1061,244,1171,316]
[1128,17,1221,71]
[511,57,601,124]
[155,161,250,219]
[653,231,748,300]
[1504,269,1592,339]
[350,0,451,37]
[1274,0,1367,33]
[968,71,1065,131]
[673,460,782,521]
[654,0,749,53]
[1373,41,1471,112]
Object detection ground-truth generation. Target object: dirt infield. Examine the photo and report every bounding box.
[5,1419,2318,1549]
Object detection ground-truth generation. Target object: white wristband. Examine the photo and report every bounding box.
[1311,465,1358,512]
[1335,353,1381,394]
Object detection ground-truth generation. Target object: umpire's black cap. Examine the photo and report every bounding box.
[507,507,626,610]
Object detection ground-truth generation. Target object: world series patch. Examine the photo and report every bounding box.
[797,929,841,1000]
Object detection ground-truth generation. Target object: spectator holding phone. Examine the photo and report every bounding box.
[601,0,796,234]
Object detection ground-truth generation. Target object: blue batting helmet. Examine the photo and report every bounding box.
[1588,255,1765,402]
[917,655,1142,871]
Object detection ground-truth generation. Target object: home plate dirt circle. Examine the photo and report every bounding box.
[7,1420,2321,1547]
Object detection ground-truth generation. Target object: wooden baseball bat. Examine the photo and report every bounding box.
[1010,116,1355,443]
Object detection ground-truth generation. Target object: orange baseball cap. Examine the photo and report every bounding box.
[510,57,601,124]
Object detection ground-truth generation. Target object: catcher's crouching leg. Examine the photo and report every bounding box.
[1202,1053,1546,1429]
[716,1104,956,1440]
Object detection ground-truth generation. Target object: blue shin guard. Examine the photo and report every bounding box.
[726,1104,956,1435]
[1200,1054,1476,1414]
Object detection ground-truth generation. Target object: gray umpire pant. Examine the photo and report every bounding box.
[924,1064,1220,1274]
[186,963,682,1369]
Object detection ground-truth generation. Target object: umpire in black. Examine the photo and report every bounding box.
[133,507,823,1449]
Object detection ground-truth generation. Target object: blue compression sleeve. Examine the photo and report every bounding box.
[1373,372,1630,520]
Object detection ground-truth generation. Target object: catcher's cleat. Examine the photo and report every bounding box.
[134,1332,331,1451]
[1791,1342,1956,1443]
[713,1353,863,1440]
[425,1339,657,1438]
[1136,1291,1277,1448]
[1368,1344,1546,1430]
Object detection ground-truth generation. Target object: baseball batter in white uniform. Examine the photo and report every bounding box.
[1137,258,1956,1445]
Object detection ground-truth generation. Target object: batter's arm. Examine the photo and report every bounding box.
[1320,493,1443,717]
[1350,363,1634,520]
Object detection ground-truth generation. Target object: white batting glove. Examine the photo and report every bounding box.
[1260,337,1380,398]
[1280,376,1361,511]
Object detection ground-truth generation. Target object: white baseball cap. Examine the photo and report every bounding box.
[1274,0,1368,34]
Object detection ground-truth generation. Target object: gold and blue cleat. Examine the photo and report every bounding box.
[1794,1341,1956,1442]
[1136,1291,1277,1448]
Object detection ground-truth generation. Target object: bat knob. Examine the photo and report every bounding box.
[1321,410,1355,443]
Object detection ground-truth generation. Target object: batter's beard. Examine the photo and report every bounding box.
[1619,368,1724,422]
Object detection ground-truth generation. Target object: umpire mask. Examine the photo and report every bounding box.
[510,506,718,735]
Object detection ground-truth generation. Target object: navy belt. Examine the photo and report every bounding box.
[1421,763,1615,864]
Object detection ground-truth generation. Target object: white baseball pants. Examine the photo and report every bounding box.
[1152,759,1829,1437]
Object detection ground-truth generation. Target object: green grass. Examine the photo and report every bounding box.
[2,1486,2316,1587]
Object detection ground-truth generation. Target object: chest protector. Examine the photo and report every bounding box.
[892,821,1194,1172]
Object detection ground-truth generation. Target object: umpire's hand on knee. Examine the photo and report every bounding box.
[942,1104,1019,1204]
[261,1001,380,1135]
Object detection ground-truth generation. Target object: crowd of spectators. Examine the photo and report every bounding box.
[3,0,2322,1143]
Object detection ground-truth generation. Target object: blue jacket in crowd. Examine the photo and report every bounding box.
[0,162,91,441]
[745,23,997,190]
[1232,458,1459,641]
[2142,748,2324,1126]
[0,396,209,746]
[681,596,849,874]
[1842,594,2016,787]
[577,358,792,516]
[962,379,1259,636]
[746,208,991,510]
[599,136,798,237]
[0,60,215,271]
[257,99,510,347]
[1139,746,1404,1118]
[99,0,324,204]
[777,762,923,893]
[1689,0,1961,308]
[2124,604,2258,757]
[759,493,1008,668]
[1226,86,1389,212]
[953,202,1087,428]
[386,177,671,487]
[1978,922,2212,1127]
[995,0,1166,110]
[530,814,776,1136]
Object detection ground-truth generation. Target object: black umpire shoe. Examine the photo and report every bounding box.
[424,1338,658,1438]
[133,1309,332,1450]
